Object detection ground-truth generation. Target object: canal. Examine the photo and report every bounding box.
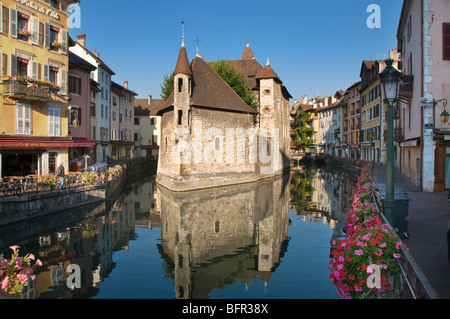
[0,164,357,299]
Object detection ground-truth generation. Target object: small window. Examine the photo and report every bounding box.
[51,0,60,9]
[178,78,183,93]
[178,110,183,125]
[443,23,450,61]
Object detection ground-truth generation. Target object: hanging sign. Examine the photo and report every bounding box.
[14,0,60,20]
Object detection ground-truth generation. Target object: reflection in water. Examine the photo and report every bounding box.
[157,174,290,299]
[0,166,355,299]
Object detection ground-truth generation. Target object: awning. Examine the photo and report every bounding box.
[72,139,96,148]
[0,137,73,148]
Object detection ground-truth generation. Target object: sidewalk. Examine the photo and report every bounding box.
[373,163,450,299]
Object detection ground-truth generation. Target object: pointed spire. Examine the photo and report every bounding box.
[195,35,202,58]
[241,41,255,60]
[266,57,270,65]
[174,21,192,76]
[181,21,185,47]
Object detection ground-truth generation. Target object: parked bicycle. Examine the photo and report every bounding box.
[0,178,24,197]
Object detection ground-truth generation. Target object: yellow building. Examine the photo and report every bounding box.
[359,50,400,164]
[0,0,77,178]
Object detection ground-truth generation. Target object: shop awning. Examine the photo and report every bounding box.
[72,139,96,148]
[0,137,73,148]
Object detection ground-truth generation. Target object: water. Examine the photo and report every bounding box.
[0,165,356,299]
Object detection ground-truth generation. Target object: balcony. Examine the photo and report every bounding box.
[2,78,55,102]
[398,75,414,101]
[394,127,405,142]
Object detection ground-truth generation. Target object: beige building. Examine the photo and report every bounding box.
[134,95,162,159]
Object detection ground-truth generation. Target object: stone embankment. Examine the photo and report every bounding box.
[0,159,157,227]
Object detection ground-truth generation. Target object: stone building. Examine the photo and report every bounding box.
[155,38,291,191]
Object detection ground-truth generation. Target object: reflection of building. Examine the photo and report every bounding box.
[157,174,290,299]
[0,0,78,178]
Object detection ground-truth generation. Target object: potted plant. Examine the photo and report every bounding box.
[51,41,61,48]
[19,28,31,37]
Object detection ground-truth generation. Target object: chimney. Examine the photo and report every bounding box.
[124,81,128,89]
[148,95,152,106]
[93,49,99,58]
[76,34,86,47]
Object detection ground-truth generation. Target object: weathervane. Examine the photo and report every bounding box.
[194,35,202,57]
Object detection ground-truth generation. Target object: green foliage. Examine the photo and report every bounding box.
[211,60,259,111]
[293,109,315,151]
[160,72,174,101]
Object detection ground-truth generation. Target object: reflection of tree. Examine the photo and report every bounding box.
[292,171,315,212]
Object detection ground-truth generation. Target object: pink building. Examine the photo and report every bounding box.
[396,0,450,192]
[68,51,97,171]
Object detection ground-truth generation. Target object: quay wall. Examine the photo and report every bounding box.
[0,159,157,227]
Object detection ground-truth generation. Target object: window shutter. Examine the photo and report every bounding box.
[444,23,450,61]
[10,54,17,77]
[43,64,49,81]
[60,68,67,95]
[0,51,2,83]
[44,21,50,49]
[61,29,68,54]
[16,104,23,134]
[55,108,60,136]
[24,105,31,135]
[9,7,17,38]
[48,107,54,136]
[31,60,39,79]
[31,16,39,45]
[0,3,3,34]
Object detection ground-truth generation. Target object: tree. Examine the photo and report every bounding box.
[211,61,259,111]
[160,72,174,101]
[293,109,315,153]
[159,61,259,112]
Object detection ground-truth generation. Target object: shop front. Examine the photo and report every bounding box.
[0,137,72,178]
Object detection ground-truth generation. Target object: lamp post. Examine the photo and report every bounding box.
[378,59,401,225]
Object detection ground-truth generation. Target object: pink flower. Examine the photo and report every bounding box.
[16,273,28,284]
[9,245,20,253]
[354,249,364,256]
[393,253,401,259]
[0,259,8,269]
[1,276,10,290]
[35,259,42,267]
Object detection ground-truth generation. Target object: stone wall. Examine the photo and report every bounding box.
[0,159,157,226]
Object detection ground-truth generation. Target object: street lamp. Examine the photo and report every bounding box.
[378,59,401,226]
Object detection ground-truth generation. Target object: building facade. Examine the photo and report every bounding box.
[68,51,96,171]
[397,0,450,192]
[134,95,162,159]
[70,34,115,163]
[0,0,77,178]
[110,81,136,160]
[341,81,361,159]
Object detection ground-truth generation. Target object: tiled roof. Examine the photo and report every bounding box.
[174,46,192,76]
[135,98,166,116]
[156,55,258,115]
[256,63,280,81]
[241,44,255,60]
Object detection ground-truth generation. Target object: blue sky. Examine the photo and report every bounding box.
[69,0,403,102]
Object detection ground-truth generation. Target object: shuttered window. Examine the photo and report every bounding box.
[444,23,450,61]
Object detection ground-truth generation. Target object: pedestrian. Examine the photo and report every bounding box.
[56,162,65,190]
